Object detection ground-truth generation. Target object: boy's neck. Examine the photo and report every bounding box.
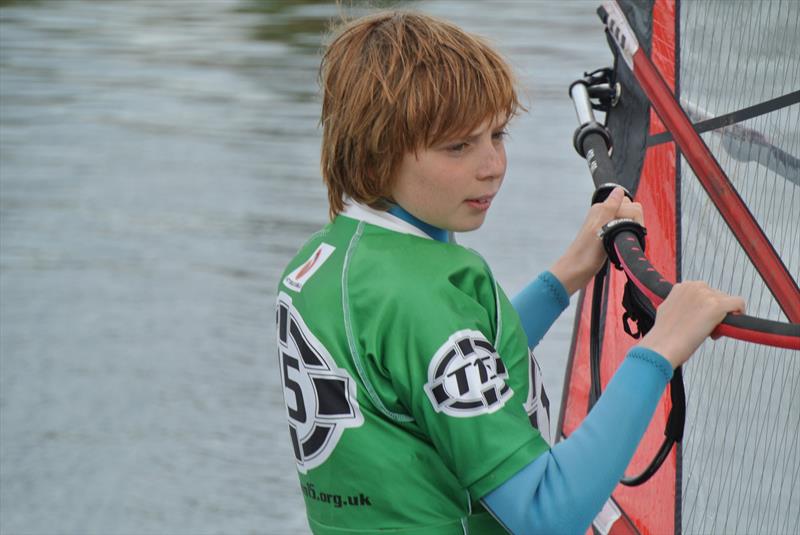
[387,204,449,243]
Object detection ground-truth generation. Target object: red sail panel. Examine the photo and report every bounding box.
[559,1,679,533]
[609,1,678,533]
[560,284,591,442]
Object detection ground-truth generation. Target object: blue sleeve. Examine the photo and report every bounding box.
[482,347,673,535]
[512,271,570,349]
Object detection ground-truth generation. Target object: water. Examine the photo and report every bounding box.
[0,1,609,533]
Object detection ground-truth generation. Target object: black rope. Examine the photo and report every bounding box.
[588,264,608,409]
[588,218,688,487]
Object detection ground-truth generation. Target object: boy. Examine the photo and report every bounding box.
[276,11,743,534]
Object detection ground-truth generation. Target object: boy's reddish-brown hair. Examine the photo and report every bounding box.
[319,11,523,217]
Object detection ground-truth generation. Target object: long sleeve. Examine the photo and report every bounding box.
[482,347,673,534]
[511,271,570,349]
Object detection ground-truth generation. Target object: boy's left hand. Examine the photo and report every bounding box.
[550,187,644,296]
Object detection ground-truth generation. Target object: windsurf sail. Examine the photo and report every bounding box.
[558,1,800,533]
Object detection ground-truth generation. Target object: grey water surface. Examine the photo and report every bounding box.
[0,1,609,533]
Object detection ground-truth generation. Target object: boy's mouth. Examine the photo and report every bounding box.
[465,194,494,211]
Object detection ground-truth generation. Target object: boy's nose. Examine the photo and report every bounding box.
[477,144,506,181]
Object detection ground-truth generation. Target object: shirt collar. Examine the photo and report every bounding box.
[386,204,449,242]
[340,199,449,242]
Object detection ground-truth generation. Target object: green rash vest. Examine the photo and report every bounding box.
[275,202,551,534]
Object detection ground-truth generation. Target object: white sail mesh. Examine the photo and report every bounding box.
[677,2,800,533]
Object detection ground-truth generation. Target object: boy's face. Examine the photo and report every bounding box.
[390,115,508,232]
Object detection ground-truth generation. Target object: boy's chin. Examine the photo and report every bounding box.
[448,214,488,233]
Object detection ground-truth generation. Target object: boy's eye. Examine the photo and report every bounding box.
[492,129,509,141]
[447,142,468,152]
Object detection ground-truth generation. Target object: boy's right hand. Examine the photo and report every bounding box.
[637,281,746,369]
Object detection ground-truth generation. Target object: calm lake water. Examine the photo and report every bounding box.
[0,1,609,533]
